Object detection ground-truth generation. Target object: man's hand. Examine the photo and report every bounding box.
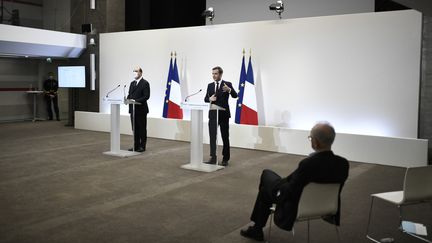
[222,83,231,93]
[209,94,217,102]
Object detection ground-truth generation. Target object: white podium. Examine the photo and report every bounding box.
[180,101,224,172]
[103,98,141,157]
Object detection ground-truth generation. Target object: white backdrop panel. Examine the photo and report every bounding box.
[100,10,421,138]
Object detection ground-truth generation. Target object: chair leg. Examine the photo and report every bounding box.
[398,205,432,243]
[366,196,381,243]
[335,225,341,243]
[398,205,403,229]
[403,232,432,243]
[307,220,310,243]
[267,209,274,243]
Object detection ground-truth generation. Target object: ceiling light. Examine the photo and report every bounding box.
[269,0,284,19]
[202,7,215,24]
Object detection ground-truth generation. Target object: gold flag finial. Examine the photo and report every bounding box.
[242,48,245,56]
[170,51,173,57]
[174,51,177,57]
[250,48,252,56]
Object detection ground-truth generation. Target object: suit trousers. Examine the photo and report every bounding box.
[250,169,282,228]
[130,112,147,150]
[45,95,59,119]
[209,110,230,161]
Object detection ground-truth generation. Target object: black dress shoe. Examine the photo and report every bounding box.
[240,226,264,241]
[128,148,134,151]
[136,147,145,152]
[205,157,216,164]
[221,160,229,166]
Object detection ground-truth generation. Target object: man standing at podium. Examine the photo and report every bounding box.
[204,66,238,166]
[127,66,150,153]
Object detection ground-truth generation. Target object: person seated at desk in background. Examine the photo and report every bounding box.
[240,122,349,242]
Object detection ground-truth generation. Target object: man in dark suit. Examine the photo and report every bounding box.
[43,72,60,121]
[204,66,238,166]
[127,66,150,153]
[240,122,349,241]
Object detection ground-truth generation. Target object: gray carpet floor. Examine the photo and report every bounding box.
[0,121,430,243]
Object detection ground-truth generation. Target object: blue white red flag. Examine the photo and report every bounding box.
[162,54,183,119]
[235,53,258,125]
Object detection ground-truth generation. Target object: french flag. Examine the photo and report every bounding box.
[235,54,258,125]
[162,54,183,119]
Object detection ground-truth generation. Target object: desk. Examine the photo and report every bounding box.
[25,90,44,122]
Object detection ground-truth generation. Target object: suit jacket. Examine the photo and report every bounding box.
[127,78,150,114]
[204,80,238,118]
[43,78,58,96]
[273,151,349,231]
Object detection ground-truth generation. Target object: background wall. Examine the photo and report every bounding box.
[0,0,125,123]
[1,0,43,27]
[205,0,374,25]
[0,58,39,121]
[100,10,422,139]
[75,112,429,167]
[0,0,71,122]
[0,57,69,122]
[42,0,71,32]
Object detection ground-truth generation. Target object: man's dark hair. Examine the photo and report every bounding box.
[212,66,223,74]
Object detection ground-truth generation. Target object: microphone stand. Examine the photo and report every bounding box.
[105,84,121,98]
[210,88,219,166]
[123,84,127,103]
[184,89,202,102]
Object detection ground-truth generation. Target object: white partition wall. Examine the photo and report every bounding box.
[75,112,428,167]
[83,10,428,167]
[100,10,422,138]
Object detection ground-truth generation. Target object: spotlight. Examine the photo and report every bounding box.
[269,0,284,19]
[89,38,96,46]
[46,57,52,63]
[202,7,215,23]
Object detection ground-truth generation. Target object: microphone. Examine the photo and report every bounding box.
[123,84,127,101]
[105,84,120,98]
[184,89,202,102]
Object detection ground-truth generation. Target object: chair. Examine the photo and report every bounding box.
[267,183,342,243]
[366,165,432,243]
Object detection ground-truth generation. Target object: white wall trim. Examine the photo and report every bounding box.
[75,111,428,167]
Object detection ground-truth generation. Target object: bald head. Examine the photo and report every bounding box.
[310,122,335,151]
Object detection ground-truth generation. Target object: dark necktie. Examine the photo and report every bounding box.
[216,81,219,93]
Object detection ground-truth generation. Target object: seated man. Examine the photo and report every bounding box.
[240,122,349,241]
